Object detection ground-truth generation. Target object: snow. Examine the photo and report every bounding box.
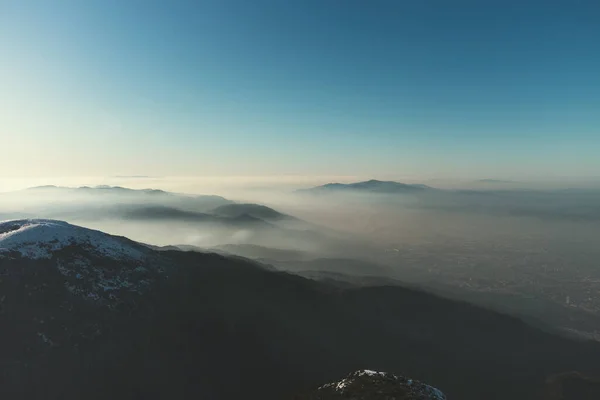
[359,370,386,377]
[0,219,146,260]
[335,380,348,390]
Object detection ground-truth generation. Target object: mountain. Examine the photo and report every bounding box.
[2,219,600,399]
[111,204,339,251]
[476,179,518,184]
[299,180,433,194]
[26,184,171,196]
[3,186,330,250]
[10,184,315,231]
[0,219,152,261]
[210,203,293,221]
[208,203,327,235]
[295,370,446,400]
[0,219,162,304]
[16,185,233,212]
[118,205,273,226]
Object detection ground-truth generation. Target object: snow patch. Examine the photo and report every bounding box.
[335,380,348,390]
[359,369,387,377]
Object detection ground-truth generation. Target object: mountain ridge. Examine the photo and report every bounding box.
[0,219,150,261]
[299,179,434,194]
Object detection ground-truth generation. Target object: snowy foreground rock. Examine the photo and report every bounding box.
[296,370,446,400]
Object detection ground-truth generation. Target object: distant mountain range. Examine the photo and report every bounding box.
[18,185,295,222]
[298,179,433,194]
[1,219,599,399]
[211,203,294,221]
[476,179,520,184]
[1,185,344,253]
[20,185,293,223]
[294,180,600,223]
[117,204,278,227]
[27,184,171,196]
[20,184,232,211]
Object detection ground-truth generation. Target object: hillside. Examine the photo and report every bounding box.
[1,220,600,399]
[210,203,293,221]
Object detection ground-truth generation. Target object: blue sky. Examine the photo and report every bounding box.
[1,0,599,180]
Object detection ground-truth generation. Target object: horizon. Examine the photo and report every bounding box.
[2,175,600,196]
[2,0,599,179]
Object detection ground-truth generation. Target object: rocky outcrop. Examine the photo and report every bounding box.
[296,370,446,400]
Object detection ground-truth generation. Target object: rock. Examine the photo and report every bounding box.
[295,370,446,400]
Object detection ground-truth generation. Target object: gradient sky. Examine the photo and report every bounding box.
[1,0,599,180]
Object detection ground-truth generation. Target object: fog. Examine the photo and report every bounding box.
[1,178,600,340]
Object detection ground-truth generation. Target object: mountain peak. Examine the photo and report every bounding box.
[26,185,59,190]
[302,180,433,194]
[476,179,517,184]
[0,219,161,305]
[0,219,147,261]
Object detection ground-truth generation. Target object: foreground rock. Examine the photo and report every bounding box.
[296,370,446,400]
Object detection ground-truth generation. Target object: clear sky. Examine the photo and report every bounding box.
[1,0,599,180]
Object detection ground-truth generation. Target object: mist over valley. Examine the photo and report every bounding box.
[2,179,600,343]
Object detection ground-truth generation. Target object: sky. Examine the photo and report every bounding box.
[1,0,599,181]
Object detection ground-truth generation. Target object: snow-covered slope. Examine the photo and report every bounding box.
[0,219,147,260]
[0,219,160,304]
